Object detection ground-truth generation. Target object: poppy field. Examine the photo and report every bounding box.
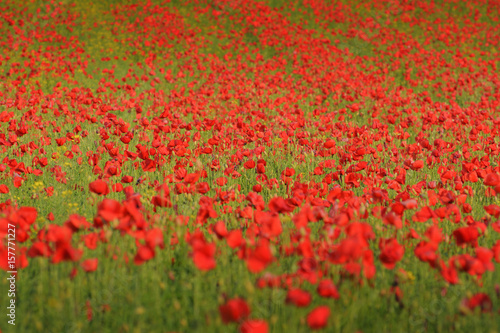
[1,0,500,332]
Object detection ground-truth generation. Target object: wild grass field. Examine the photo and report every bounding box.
[1,0,500,332]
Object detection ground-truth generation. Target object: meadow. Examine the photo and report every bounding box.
[1,0,500,332]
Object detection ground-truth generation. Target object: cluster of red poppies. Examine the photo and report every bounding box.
[1,0,500,330]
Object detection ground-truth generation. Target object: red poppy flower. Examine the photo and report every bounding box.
[214,221,228,239]
[268,197,294,213]
[27,242,52,258]
[461,293,493,313]
[121,175,133,183]
[216,177,228,186]
[453,226,480,247]
[226,230,243,249]
[246,182,259,192]
[192,242,216,271]
[307,306,330,330]
[324,140,335,148]
[196,182,210,194]
[244,160,256,169]
[52,244,83,264]
[151,195,171,208]
[484,173,500,186]
[145,228,165,250]
[414,241,439,268]
[379,238,405,269]
[17,206,38,228]
[240,320,268,333]
[286,289,311,307]
[134,246,155,265]
[283,167,295,177]
[246,238,273,273]
[402,199,418,209]
[64,214,91,232]
[412,206,437,223]
[97,199,122,222]
[317,279,340,299]
[89,179,109,195]
[492,241,500,263]
[184,172,200,184]
[256,163,266,174]
[81,258,98,272]
[219,298,250,324]
[0,184,9,193]
[411,160,424,171]
[484,204,500,218]
[83,233,98,250]
[112,183,123,192]
[383,211,402,229]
